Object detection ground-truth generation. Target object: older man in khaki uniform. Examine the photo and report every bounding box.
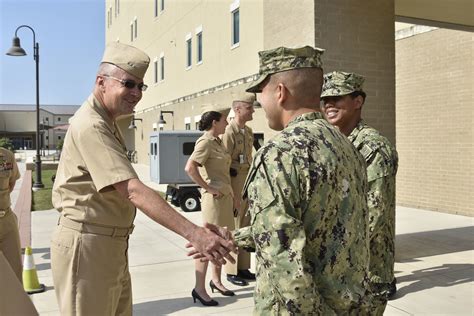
[221,92,256,286]
[0,147,22,282]
[51,42,235,315]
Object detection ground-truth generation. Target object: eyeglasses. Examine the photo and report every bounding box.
[102,74,148,91]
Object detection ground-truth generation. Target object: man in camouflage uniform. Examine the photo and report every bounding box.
[232,46,377,314]
[321,71,398,303]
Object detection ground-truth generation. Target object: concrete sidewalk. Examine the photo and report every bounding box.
[25,164,474,315]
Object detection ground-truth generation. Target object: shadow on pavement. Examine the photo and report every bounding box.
[133,291,254,315]
[392,263,473,299]
[393,226,474,300]
[36,262,51,271]
[31,247,50,255]
[396,226,474,261]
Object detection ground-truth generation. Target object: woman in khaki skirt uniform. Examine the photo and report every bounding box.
[185,105,237,306]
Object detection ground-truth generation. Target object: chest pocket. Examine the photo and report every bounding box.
[0,167,12,193]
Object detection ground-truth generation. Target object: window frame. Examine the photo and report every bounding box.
[196,26,203,65]
[154,59,158,84]
[160,53,165,81]
[231,8,240,48]
[185,33,192,69]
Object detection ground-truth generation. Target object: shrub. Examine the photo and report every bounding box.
[0,138,14,152]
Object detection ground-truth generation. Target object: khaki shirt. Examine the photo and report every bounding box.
[0,148,20,209]
[221,119,253,172]
[190,131,232,196]
[52,94,137,228]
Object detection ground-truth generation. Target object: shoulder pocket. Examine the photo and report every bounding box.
[360,143,375,161]
[245,161,277,224]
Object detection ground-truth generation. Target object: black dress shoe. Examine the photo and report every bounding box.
[226,274,248,286]
[237,269,256,280]
[209,280,235,296]
[387,278,397,300]
[191,289,218,306]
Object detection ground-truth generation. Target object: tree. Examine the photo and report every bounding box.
[56,139,64,151]
[0,137,14,152]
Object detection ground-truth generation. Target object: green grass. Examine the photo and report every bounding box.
[32,170,56,211]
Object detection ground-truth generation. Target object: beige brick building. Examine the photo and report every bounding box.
[395,26,473,216]
[106,0,473,216]
[0,104,78,150]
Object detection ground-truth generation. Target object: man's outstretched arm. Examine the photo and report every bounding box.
[114,178,237,265]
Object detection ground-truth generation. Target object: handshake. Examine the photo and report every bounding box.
[185,223,238,266]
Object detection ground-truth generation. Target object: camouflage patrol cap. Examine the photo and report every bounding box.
[321,71,365,98]
[200,103,231,116]
[101,42,150,79]
[246,46,325,93]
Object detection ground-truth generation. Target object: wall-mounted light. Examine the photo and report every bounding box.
[158,110,174,130]
[128,117,143,129]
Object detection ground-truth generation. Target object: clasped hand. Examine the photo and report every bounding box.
[186,223,237,266]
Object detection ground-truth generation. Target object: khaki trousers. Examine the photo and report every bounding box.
[51,225,132,316]
[201,192,238,275]
[0,210,22,282]
[231,172,251,271]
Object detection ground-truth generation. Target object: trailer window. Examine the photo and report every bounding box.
[183,142,195,155]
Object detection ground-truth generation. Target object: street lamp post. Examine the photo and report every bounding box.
[6,25,44,190]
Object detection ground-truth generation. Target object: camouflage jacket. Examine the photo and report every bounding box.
[234,112,372,315]
[349,121,398,285]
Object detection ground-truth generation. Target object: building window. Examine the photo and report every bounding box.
[154,0,158,17]
[196,32,203,64]
[134,18,138,39]
[161,0,165,11]
[231,8,240,46]
[58,135,62,140]
[57,117,61,122]
[45,136,49,140]
[154,59,158,83]
[160,54,165,81]
[45,117,49,121]
[186,37,192,68]
[130,23,133,42]
[116,0,120,15]
[185,123,191,130]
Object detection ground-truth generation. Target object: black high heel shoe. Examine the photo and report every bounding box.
[191,289,218,306]
[209,280,235,296]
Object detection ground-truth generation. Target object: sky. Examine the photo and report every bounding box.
[0,0,104,105]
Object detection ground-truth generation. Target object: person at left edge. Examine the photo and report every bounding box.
[51,42,236,316]
[0,147,22,282]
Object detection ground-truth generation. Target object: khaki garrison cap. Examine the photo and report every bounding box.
[246,45,325,93]
[321,71,365,98]
[232,92,256,104]
[101,42,150,79]
[200,104,231,116]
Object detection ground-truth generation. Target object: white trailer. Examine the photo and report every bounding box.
[149,130,264,212]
